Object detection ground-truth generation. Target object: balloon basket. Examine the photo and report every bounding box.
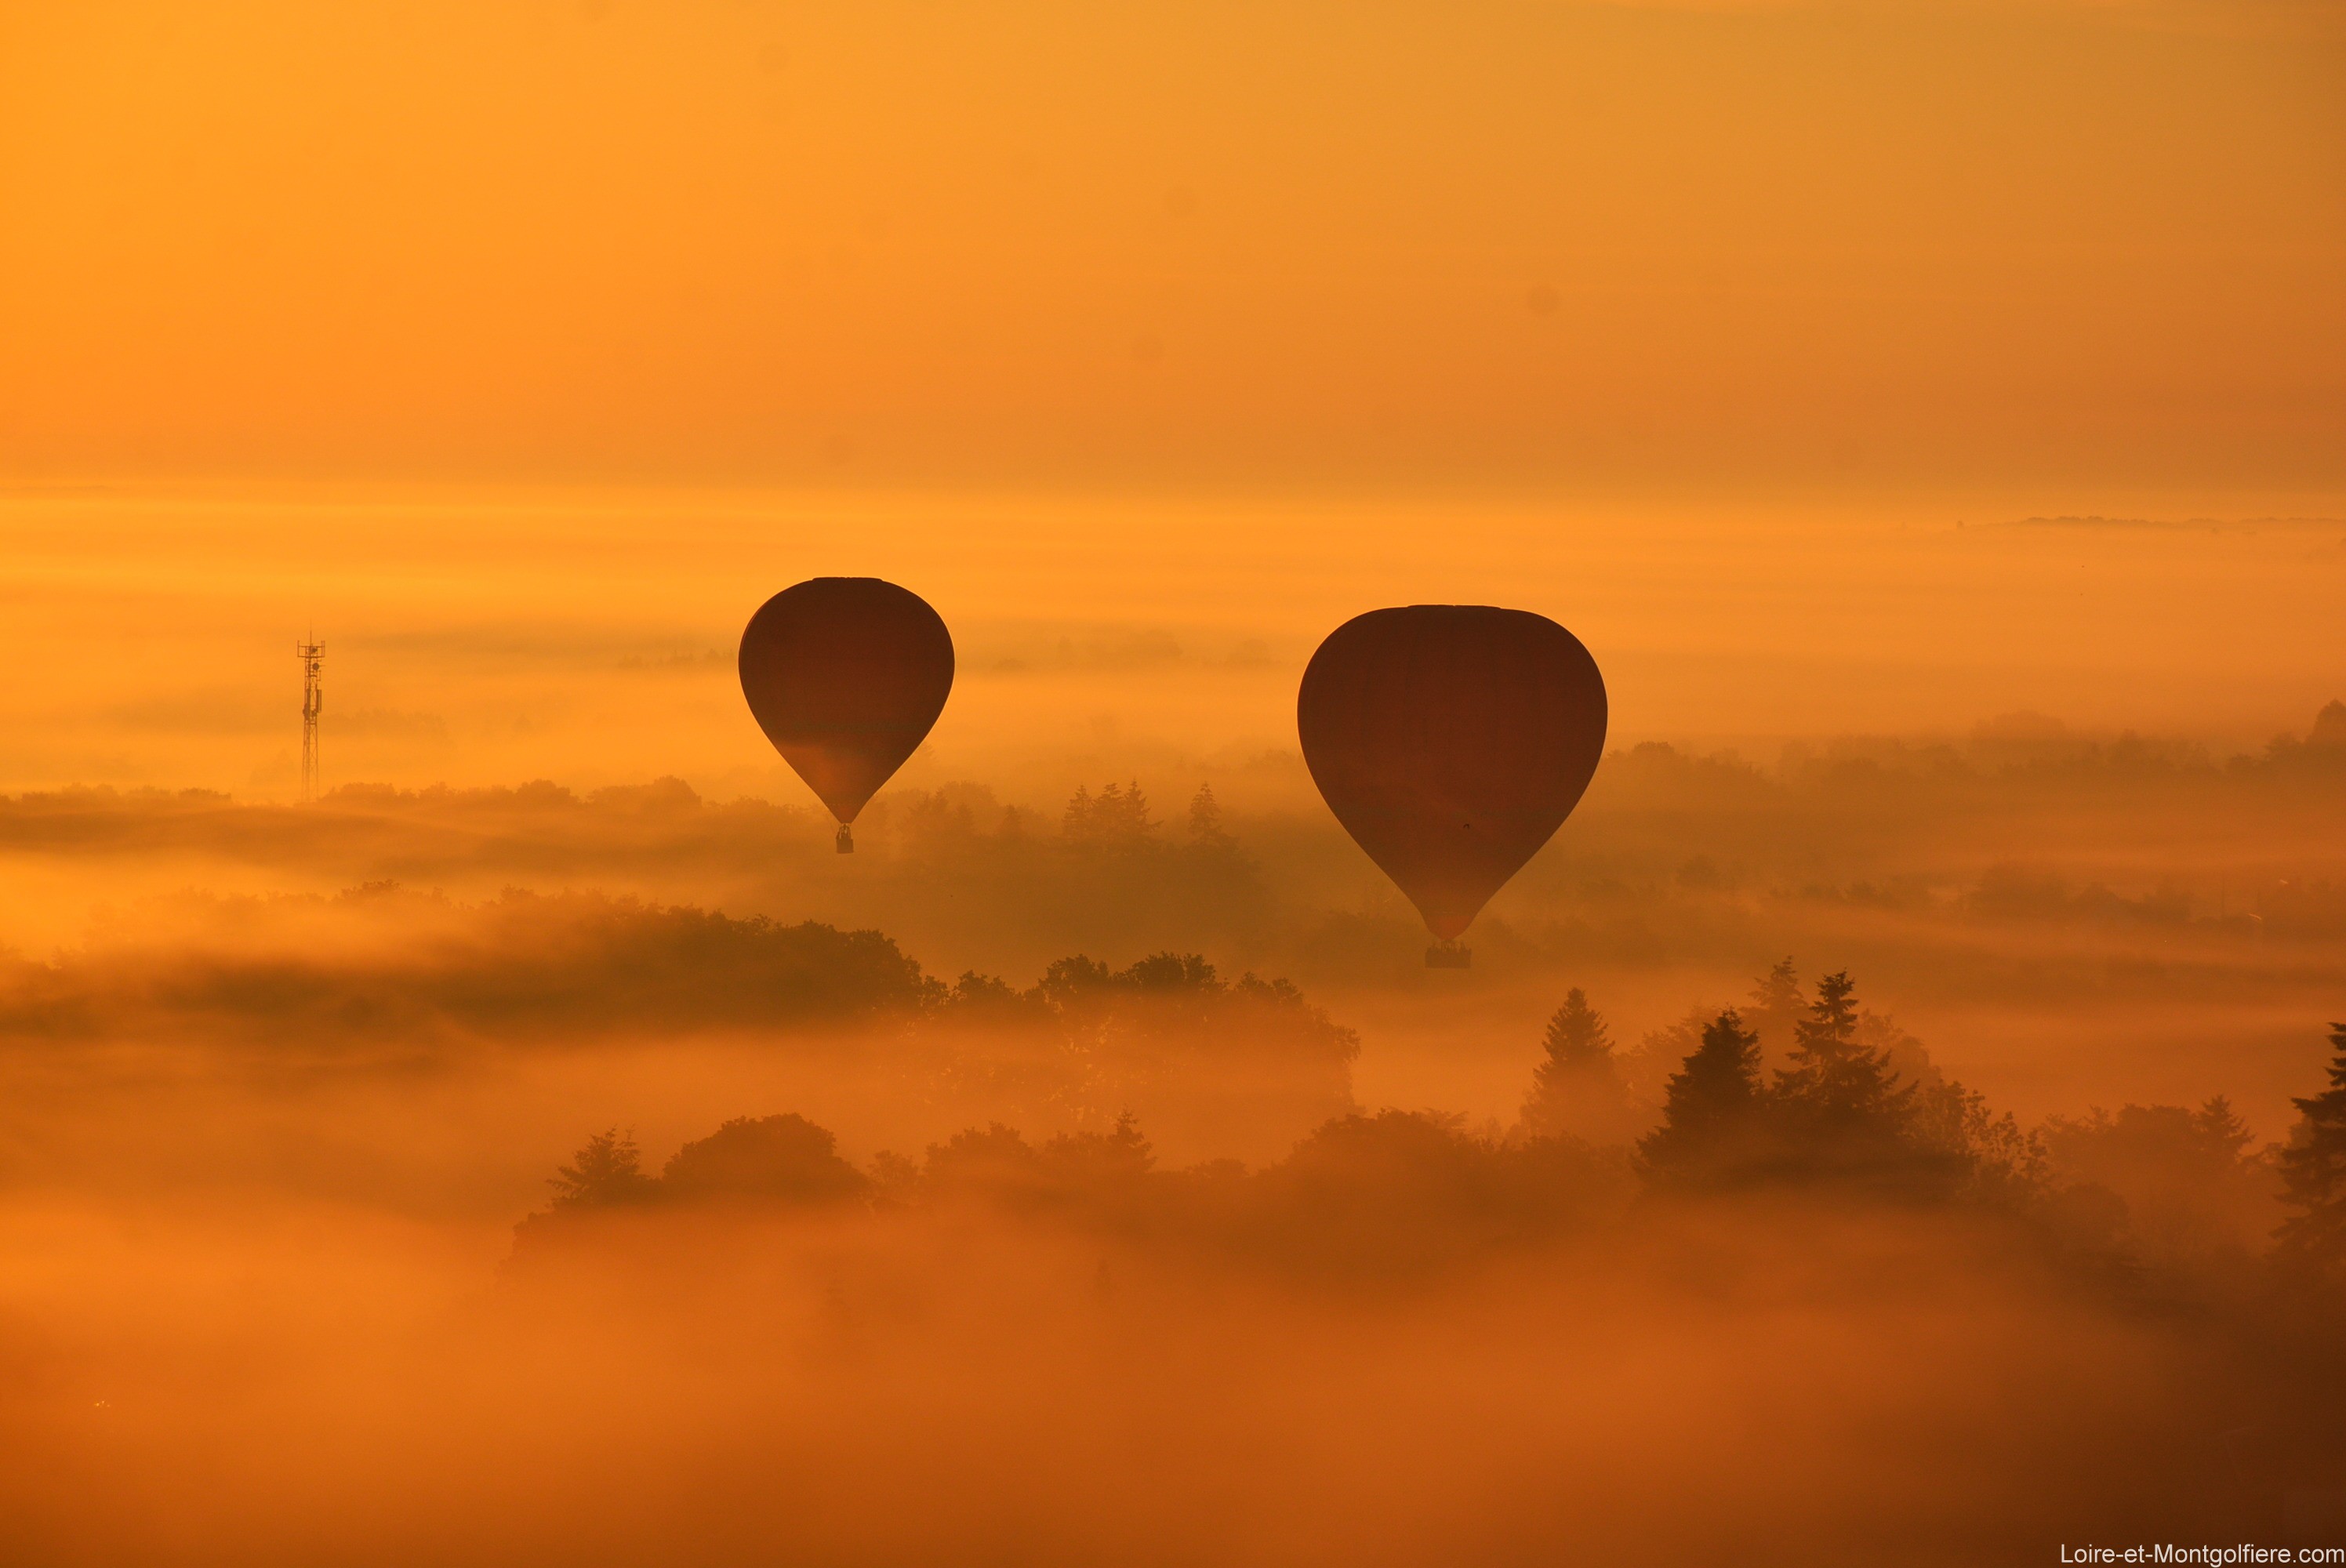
[834,825,855,855]
[1425,942,1472,969]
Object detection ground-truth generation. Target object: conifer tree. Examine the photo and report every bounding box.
[1639,1010,1769,1187]
[1187,782,1231,844]
[1745,956,1802,1062]
[1542,989,1612,1069]
[1062,780,1157,844]
[549,1128,656,1208]
[1062,784,1095,837]
[1520,989,1631,1141]
[2275,1021,2346,1281]
[1773,971,1918,1178]
[1776,972,1914,1125]
[2192,1096,2256,1165]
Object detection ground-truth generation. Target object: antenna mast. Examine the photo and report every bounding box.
[298,637,325,801]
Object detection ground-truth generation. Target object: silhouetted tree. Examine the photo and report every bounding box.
[1063,780,1157,845]
[936,970,1053,1027]
[1775,972,1915,1136]
[1043,1112,1156,1199]
[1123,952,1219,993]
[2315,699,2346,750]
[2275,1022,2346,1283]
[1638,1010,1771,1189]
[2195,1096,2257,1164]
[1520,988,1633,1142]
[1186,782,1230,844]
[1744,956,1803,1065]
[1541,989,1612,1069]
[548,1127,656,1208]
[661,1113,871,1206]
[1037,953,1115,1005]
[922,1122,1051,1205]
[1252,1109,1625,1275]
[1910,1078,2046,1208]
[2037,1098,2279,1267]
[1767,971,1958,1196]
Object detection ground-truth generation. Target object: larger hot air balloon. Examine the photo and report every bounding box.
[739,578,954,852]
[1297,605,1606,964]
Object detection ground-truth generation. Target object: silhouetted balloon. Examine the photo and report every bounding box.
[739,579,953,848]
[1297,605,1606,944]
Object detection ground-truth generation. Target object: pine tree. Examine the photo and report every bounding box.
[1062,784,1095,837]
[1638,1010,1770,1187]
[1108,780,1153,837]
[1542,989,1613,1069]
[2275,1022,2346,1281]
[1520,989,1632,1141]
[1745,956,1802,1064]
[1777,972,1912,1120]
[2192,1096,2256,1164]
[2312,700,2346,751]
[1187,782,1231,844]
[1066,780,1157,844]
[549,1127,656,1208]
[1774,971,1918,1178]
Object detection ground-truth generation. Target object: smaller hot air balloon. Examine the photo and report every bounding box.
[1297,605,1607,965]
[739,578,954,852]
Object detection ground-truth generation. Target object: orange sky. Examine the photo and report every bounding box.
[3,0,2341,491]
[0,489,2337,801]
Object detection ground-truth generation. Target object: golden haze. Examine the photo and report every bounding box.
[2,2,2346,1563]
[1,0,2341,488]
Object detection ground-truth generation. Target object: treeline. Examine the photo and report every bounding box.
[0,884,1295,1045]
[1513,967,2326,1282]
[1534,971,2039,1203]
[0,774,1251,877]
[0,888,933,1046]
[513,1110,1630,1279]
[0,884,1358,1149]
[7,699,2335,860]
[521,971,2346,1297]
[2,699,2337,947]
[913,949,1359,1154]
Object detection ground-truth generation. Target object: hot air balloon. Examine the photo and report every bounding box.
[1297,605,1606,965]
[739,578,954,852]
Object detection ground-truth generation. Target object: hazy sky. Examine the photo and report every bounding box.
[3,13,2343,1563]
[3,0,2341,491]
[1,490,2338,798]
[2,1,2341,796]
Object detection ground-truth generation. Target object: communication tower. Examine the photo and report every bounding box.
[298,637,324,801]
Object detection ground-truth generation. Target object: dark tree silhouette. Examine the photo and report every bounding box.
[1520,988,1632,1142]
[1044,1112,1156,1186]
[1063,780,1157,845]
[1744,956,1803,1065]
[904,1113,1157,1221]
[1250,1109,1625,1275]
[922,1123,1051,1204]
[661,1113,872,1206]
[1638,1010,1770,1188]
[548,1128,656,1208]
[1186,783,1230,844]
[2275,1021,2346,1283]
[1774,971,1916,1143]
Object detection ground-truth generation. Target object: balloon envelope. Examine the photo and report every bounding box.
[739,578,954,824]
[1297,605,1606,942]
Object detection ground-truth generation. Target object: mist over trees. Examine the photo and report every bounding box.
[5,700,2341,989]
[2275,1022,2346,1287]
[1516,989,1637,1145]
[0,887,938,1047]
[2,720,2340,1559]
[521,964,2346,1314]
